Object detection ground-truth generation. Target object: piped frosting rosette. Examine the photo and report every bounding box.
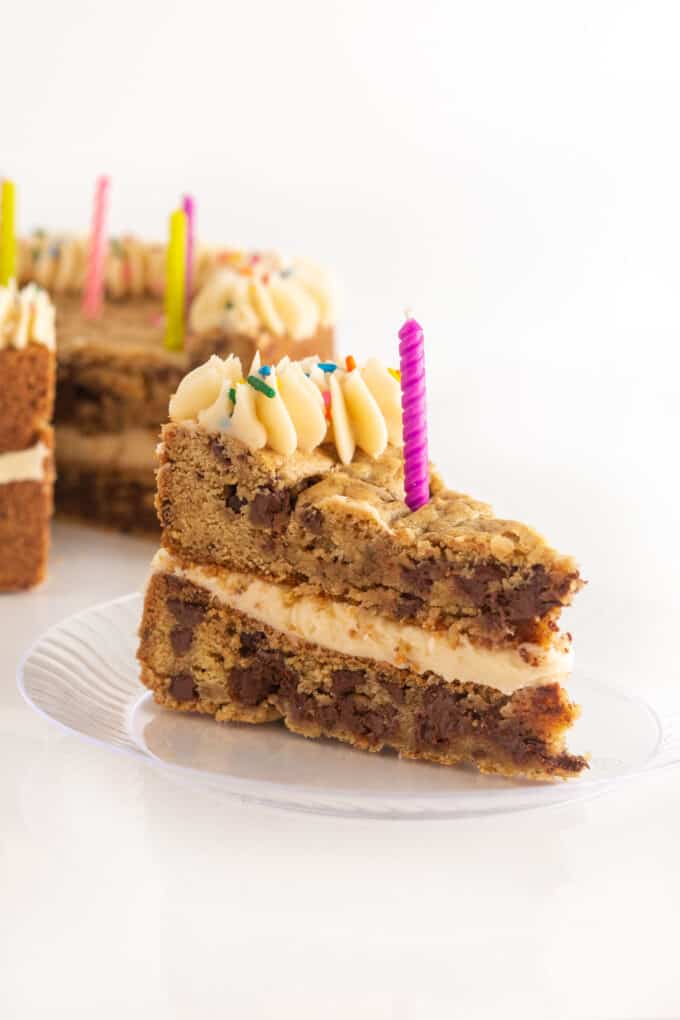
[188,254,335,341]
[18,233,87,293]
[0,280,55,350]
[169,353,402,465]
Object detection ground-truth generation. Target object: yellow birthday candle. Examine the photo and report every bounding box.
[0,180,17,286]
[164,208,187,351]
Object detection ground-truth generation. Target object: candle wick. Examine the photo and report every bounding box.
[403,305,414,321]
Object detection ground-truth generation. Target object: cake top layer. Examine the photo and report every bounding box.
[165,353,580,579]
[0,281,55,350]
[169,352,402,464]
[18,231,335,341]
[162,419,582,596]
[54,294,185,362]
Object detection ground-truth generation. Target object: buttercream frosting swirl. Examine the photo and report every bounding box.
[169,352,402,465]
[187,253,335,341]
[18,232,336,339]
[0,280,55,350]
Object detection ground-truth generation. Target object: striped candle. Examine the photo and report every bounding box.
[398,315,429,511]
[0,179,17,286]
[82,175,111,318]
[164,208,187,351]
[182,193,195,317]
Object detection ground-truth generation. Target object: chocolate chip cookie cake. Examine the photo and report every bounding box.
[137,350,587,779]
[18,232,335,531]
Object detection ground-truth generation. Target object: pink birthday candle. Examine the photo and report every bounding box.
[398,315,429,511]
[82,175,110,318]
[182,193,195,316]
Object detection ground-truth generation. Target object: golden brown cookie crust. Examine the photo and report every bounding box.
[157,425,583,642]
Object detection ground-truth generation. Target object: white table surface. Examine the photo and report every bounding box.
[3,359,680,1020]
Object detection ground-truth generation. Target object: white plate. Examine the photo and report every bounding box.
[18,594,677,819]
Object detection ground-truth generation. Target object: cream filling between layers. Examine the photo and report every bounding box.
[0,441,49,484]
[55,426,158,471]
[153,549,575,696]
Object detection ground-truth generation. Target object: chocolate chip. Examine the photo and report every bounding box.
[239,630,266,656]
[380,679,406,704]
[393,593,421,619]
[454,563,506,602]
[452,563,579,624]
[496,566,570,623]
[167,599,206,628]
[401,559,575,627]
[229,650,291,706]
[338,696,398,743]
[210,439,232,466]
[331,668,363,696]
[276,675,329,726]
[224,484,246,514]
[401,563,438,597]
[169,672,195,701]
[249,487,291,529]
[416,684,473,748]
[316,701,341,729]
[289,474,324,510]
[164,574,185,597]
[417,689,455,747]
[278,672,397,746]
[171,626,194,654]
[300,506,323,534]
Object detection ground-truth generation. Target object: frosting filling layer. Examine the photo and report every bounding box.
[55,426,158,471]
[0,441,49,484]
[153,549,575,695]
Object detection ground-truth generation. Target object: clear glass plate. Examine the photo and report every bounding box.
[18,594,678,819]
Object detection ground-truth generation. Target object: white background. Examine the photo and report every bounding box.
[3,2,680,1018]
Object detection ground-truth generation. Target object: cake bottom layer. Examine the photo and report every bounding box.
[56,462,157,533]
[138,572,588,780]
[0,432,54,591]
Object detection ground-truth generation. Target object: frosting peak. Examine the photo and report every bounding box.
[188,253,335,341]
[0,281,55,350]
[169,353,403,465]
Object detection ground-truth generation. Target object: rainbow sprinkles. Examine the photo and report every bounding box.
[169,351,404,464]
